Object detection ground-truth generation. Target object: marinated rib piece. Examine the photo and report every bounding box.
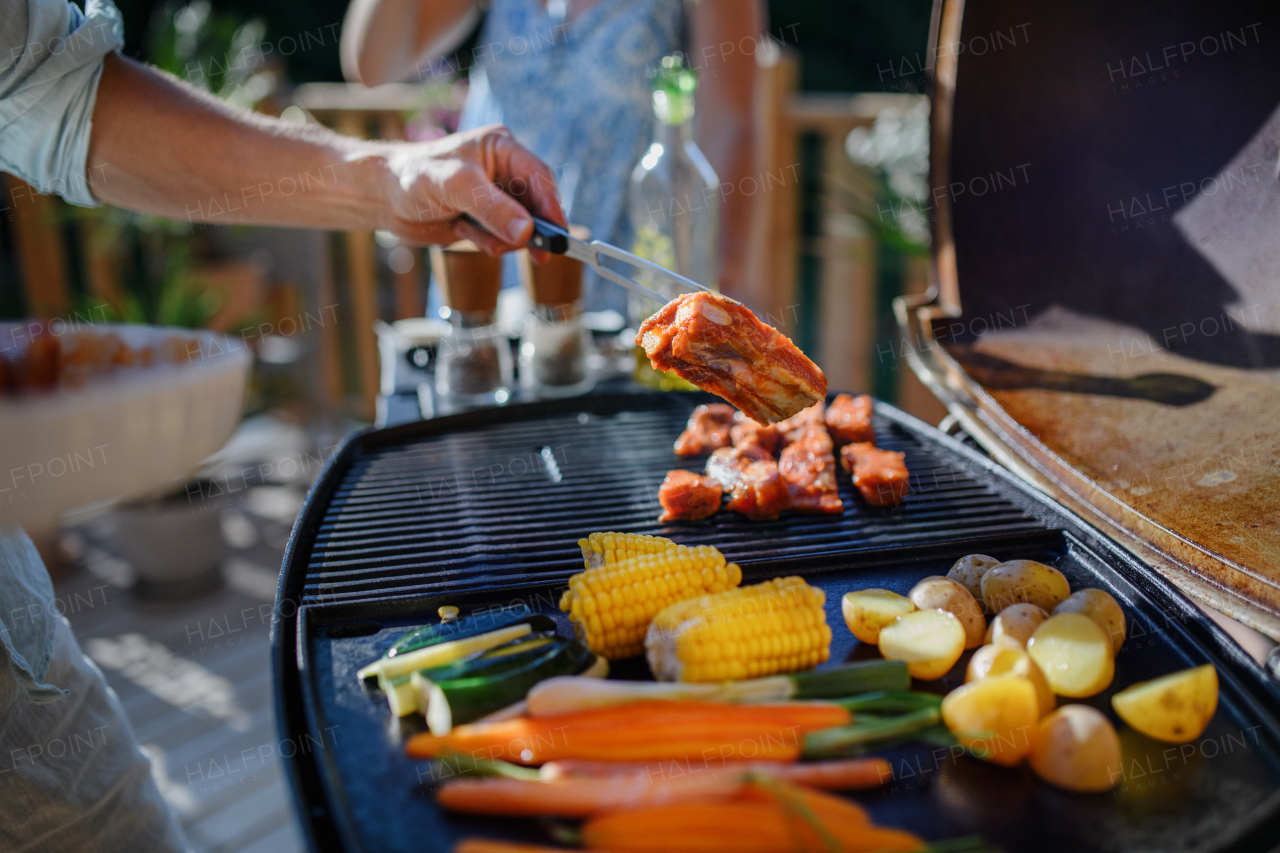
[775,401,826,448]
[841,442,910,506]
[730,415,779,457]
[658,470,723,521]
[705,447,790,520]
[778,423,843,514]
[825,393,875,445]
[673,403,736,456]
[636,292,827,424]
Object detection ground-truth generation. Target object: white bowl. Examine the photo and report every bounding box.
[0,324,251,538]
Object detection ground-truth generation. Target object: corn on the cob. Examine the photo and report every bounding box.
[561,544,742,660]
[646,576,832,682]
[578,532,677,569]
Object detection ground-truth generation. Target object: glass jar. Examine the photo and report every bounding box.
[519,301,594,397]
[435,308,513,406]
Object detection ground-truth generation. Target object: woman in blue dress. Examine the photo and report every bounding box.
[341,0,763,309]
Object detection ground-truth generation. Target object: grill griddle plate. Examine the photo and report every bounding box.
[273,392,1280,853]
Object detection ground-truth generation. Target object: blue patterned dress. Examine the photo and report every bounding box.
[457,0,684,312]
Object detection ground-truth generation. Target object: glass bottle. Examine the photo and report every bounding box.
[628,52,721,325]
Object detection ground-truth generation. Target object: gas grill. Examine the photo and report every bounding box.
[273,390,1280,853]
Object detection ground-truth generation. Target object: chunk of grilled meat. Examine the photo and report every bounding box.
[775,401,826,449]
[705,447,791,520]
[636,292,826,423]
[673,404,736,457]
[840,442,910,506]
[658,470,724,521]
[778,422,843,514]
[825,393,875,445]
[729,415,780,457]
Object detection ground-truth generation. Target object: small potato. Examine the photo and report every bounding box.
[1027,614,1115,698]
[982,560,1071,614]
[1055,589,1126,654]
[966,643,1055,716]
[1029,705,1122,792]
[946,554,1000,607]
[942,675,1039,766]
[842,589,916,644]
[909,576,985,649]
[879,609,966,680]
[1112,664,1218,743]
[990,603,1051,649]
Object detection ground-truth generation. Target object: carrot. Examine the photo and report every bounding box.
[778,757,892,790]
[454,842,614,853]
[437,772,748,817]
[407,701,851,764]
[539,757,892,791]
[453,842,564,853]
[581,782,925,852]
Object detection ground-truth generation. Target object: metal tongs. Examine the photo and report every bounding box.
[528,216,716,305]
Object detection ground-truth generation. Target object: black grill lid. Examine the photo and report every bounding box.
[274,391,1280,853]
[911,0,1280,639]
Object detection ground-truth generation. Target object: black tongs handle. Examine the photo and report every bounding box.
[529,216,570,254]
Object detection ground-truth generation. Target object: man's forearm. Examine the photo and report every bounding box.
[88,54,395,231]
[85,54,562,252]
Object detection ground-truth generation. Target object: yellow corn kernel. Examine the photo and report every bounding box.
[577,532,677,570]
[645,576,831,682]
[561,543,741,660]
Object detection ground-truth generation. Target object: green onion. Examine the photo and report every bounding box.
[833,690,943,714]
[802,706,942,759]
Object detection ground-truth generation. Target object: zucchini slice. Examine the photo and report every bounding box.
[386,613,557,658]
[424,638,595,735]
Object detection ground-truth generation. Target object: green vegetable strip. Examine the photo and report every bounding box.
[387,613,557,658]
[832,690,943,714]
[801,706,942,759]
[362,623,534,682]
[789,660,910,699]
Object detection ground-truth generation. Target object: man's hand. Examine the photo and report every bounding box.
[87,55,564,251]
[380,124,563,254]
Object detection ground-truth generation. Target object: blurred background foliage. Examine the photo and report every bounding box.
[109,0,934,92]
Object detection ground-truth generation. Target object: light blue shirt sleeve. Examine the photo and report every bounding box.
[0,0,124,207]
[0,525,68,703]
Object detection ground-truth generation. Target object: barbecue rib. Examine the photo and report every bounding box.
[705,447,791,520]
[673,404,736,456]
[841,442,910,507]
[730,416,780,457]
[825,393,875,445]
[775,401,826,448]
[636,292,826,423]
[778,422,843,514]
[658,470,723,521]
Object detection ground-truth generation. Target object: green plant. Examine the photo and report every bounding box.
[147,1,273,109]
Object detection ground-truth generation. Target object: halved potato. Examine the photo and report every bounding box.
[1029,704,1122,792]
[1027,614,1115,698]
[1054,589,1126,654]
[909,576,985,649]
[942,675,1039,766]
[879,609,966,680]
[966,643,1055,716]
[990,603,1051,649]
[842,589,916,644]
[946,554,1000,608]
[981,560,1071,614]
[1111,664,1218,743]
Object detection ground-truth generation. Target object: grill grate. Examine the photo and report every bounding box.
[302,401,1041,606]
